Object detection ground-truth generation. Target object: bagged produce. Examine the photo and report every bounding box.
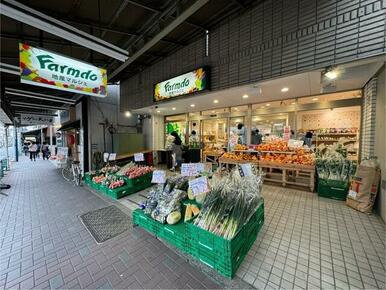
[346,158,381,213]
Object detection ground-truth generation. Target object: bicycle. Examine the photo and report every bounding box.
[62,159,82,186]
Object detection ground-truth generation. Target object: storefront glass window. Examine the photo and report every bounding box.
[165,114,187,144]
[251,113,288,142]
[202,119,227,148]
[229,117,246,145]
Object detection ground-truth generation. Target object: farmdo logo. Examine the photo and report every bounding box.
[19,43,107,97]
[154,68,207,102]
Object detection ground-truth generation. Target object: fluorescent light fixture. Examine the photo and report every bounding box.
[190,104,195,107]
[281,87,289,92]
[1,0,128,61]
[242,94,249,99]
[125,111,131,117]
[266,103,271,106]
[325,70,338,80]
[172,107,176,110]
[312,98,319,101]
[213,99,219,104]
[156,110,161,113]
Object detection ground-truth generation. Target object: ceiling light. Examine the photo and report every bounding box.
[281,87,289,92]
[211,110,215,113]
[124,111,131,117]
[242,94,249,99]
[266,103,270,106]
[213,99,219,104]
[261,106,265,109]
[325,70,338,80]
[156,110,161,113]
[312,98,319,101]
[291,102,296,105]
[234,108,239,111]
[190,104,195,107]
[172,107,176,110]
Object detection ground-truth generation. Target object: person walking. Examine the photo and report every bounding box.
[29,142,38,161]
[170,131,183,170]
[42,142,50,160]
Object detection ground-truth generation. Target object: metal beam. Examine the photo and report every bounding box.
[0,62,19,75]
[1,0,128,61]
[14,111,58,117]
[5,90,77,105]
[109,0,209,79]
[10,102,68,111]
[125,0,208,31]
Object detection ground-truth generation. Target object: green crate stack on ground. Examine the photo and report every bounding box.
[186,200,264,278]
[83,173,93,185]
[1,159,8,171]
[123,172,153,194]
[0,166,3,178]
[132,199,265,279]
[317,178,349,200]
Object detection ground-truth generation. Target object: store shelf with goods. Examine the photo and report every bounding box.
[316,133,358,136]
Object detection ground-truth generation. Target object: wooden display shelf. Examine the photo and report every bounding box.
[203,151,224,164]
[316,133,358,136]
[232,150,296,155]
[218,158,315,191]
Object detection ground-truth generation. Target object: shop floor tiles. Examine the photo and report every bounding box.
[236,185,385,290]
[0,157,220,289]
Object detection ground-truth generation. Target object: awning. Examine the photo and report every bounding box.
[58,120,80,131]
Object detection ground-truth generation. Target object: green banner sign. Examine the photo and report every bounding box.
[154,67,207,102]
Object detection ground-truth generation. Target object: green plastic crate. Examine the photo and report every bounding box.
[106,184,132,199]
[90,181,101,190]
[317,179,349,201]
[124,172,152,187]
[187,200,264,278]
[158,222,189,253]
[1,159,8,171]
[133,209,163,235]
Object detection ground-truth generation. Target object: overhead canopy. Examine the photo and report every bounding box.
[58,120,80,131]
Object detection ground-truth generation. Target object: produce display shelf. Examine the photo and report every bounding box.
[132,200,265,279]
[316,133,357,136]
[232,150,296,155]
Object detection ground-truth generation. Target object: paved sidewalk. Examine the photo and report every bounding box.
[0,158,220,289]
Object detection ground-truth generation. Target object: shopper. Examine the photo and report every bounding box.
[23,143,29,156]
[237,123,246,144]
[36,143,41,159]
[170,131,183,170]
[252,129,263,145]
[29,142,38,161]
[189,130,199,145]
[42,142,50,160]
[304,131,313,147]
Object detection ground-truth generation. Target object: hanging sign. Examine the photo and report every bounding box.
[108,153,116,161]
[151,170,166,184]
[288,139,304,148]
[181,163,198,176]
[19,43,107,97]
[134,153,144,162]
[189,176,210,196]
[154,67,208,102]
[20,114,53,125]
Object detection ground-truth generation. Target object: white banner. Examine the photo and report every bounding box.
[20,43,107,97]
[20,114,53,125]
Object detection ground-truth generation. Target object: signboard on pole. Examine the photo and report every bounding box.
[154,68,208,102]
[20,114,53,125]
[19,43,107,97]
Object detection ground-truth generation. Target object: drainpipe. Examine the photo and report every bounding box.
[5,126,9,162]
[14,124,18,162]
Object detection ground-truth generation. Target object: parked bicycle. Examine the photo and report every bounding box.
[62,158,82,186]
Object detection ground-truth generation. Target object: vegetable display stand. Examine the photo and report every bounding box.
[187,200,264,278]
[83,173,93,185]
[317,178,349,200]
[91,181,101,191]
[1,159,9,171]
[158,222,190,253]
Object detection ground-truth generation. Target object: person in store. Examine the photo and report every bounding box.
[170,131,183,170]
[189,130,199,146]
[23,142,29,156]
[28,142,38,161]
[304,130,313,147]
[237,123,246,144]
[251,129,263,145]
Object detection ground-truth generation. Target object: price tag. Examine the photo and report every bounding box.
[134,153,144,162]
[189,176,210,196]
[103,152,109,162]
[288,139,304,148]
[181,163,198,176]
[151,170,166,184]
[108,153,116,161]
[239,163,253,177]
[196,163,205,173]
